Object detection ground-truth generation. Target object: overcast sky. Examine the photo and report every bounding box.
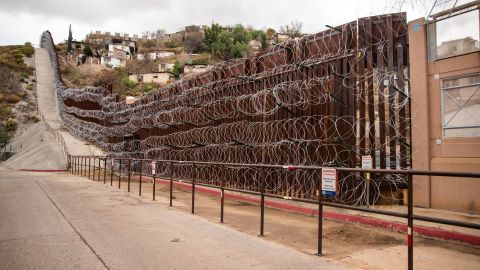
[0,0,438,46]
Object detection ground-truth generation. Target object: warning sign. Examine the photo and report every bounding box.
[321,168,337,197]
[361,155,372,169]
[151,161,156,175]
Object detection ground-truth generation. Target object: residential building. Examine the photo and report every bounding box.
[129,72,173,85]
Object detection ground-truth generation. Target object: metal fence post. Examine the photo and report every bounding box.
[103,158,106,184]
[152,169,157,201]
[127,159,131,192]
[110,158,113,186]
[317,175,323,256]
[192,164,196,214]
[139,160,143,196]
[118,159,122,189]
[169,162,174,207]
[408,173,413,270]
[88,156,91,179]
[220,164,225,223]
[92,157,96,180]
[259,169,265,237]
[98,157,101,180]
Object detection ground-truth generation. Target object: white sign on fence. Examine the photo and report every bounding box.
[151,161,156,175]
[321,168,337,197]
[361,155,372,169]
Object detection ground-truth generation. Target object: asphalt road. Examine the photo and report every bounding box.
[0,169,352,270]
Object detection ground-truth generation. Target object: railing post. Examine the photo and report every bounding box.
[139,160,143,196]
[317,175,323,256]
[88,156,91,179]
[152,160,156,201]
[98,157,101,180]
[259,168,265,237]
[110,158,114,186]
[103,158,106,184]
[408,173,413,270]
[220,164,225,223]
[192,164,196,214]
[127,159,131,192]
[118,159,122,189]
[92,157,96,180]
[83,157,86,176]
[74,157,76,174]
[169,162,174,207]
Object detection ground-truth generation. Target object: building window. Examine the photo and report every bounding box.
[428,9,480,61]
[442,73,480,137]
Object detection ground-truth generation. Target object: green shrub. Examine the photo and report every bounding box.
[120,77,136,89]
[26,84,34,91]
[164,40,179,48]
[15,57,24,65]
[0,107,12,116]
[6,118,17,131]
[142,82,158,93]
[171,60,184,79]
[19,45,34,57]
[31,116,40,123]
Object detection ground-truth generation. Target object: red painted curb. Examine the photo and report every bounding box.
[127,175,480,246]
[19,169,67,172]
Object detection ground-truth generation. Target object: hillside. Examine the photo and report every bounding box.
[0,43,39,145]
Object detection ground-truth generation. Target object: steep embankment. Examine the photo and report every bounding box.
[2,122,65,170]
[2,46,103,170]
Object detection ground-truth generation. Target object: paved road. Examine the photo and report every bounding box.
[34,48,103,156]
[0,169,352,270]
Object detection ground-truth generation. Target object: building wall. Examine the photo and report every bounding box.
[409,18,480,213]
[142,73,172,84]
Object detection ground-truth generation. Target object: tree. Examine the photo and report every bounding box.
[184,32,207,53]
[279,20,304,38]
[266,28,276,40]
[204,23,223,49]
[251,30,268,49]
[171,60,184,79]
[67,24,73,52]
[83,44,93,56]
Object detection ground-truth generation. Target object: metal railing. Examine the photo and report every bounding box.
[40,113,69,163]
[68,155,480,270]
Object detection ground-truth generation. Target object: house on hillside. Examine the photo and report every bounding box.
[157,51,175,58]
[129,72,174,85]
[101,56,125,68]
[159,63,175,73]
[183,64,212,78]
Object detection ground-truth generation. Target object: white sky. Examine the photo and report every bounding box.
[0,0,438,46]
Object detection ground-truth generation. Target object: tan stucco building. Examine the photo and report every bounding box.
[409,6,480,213]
